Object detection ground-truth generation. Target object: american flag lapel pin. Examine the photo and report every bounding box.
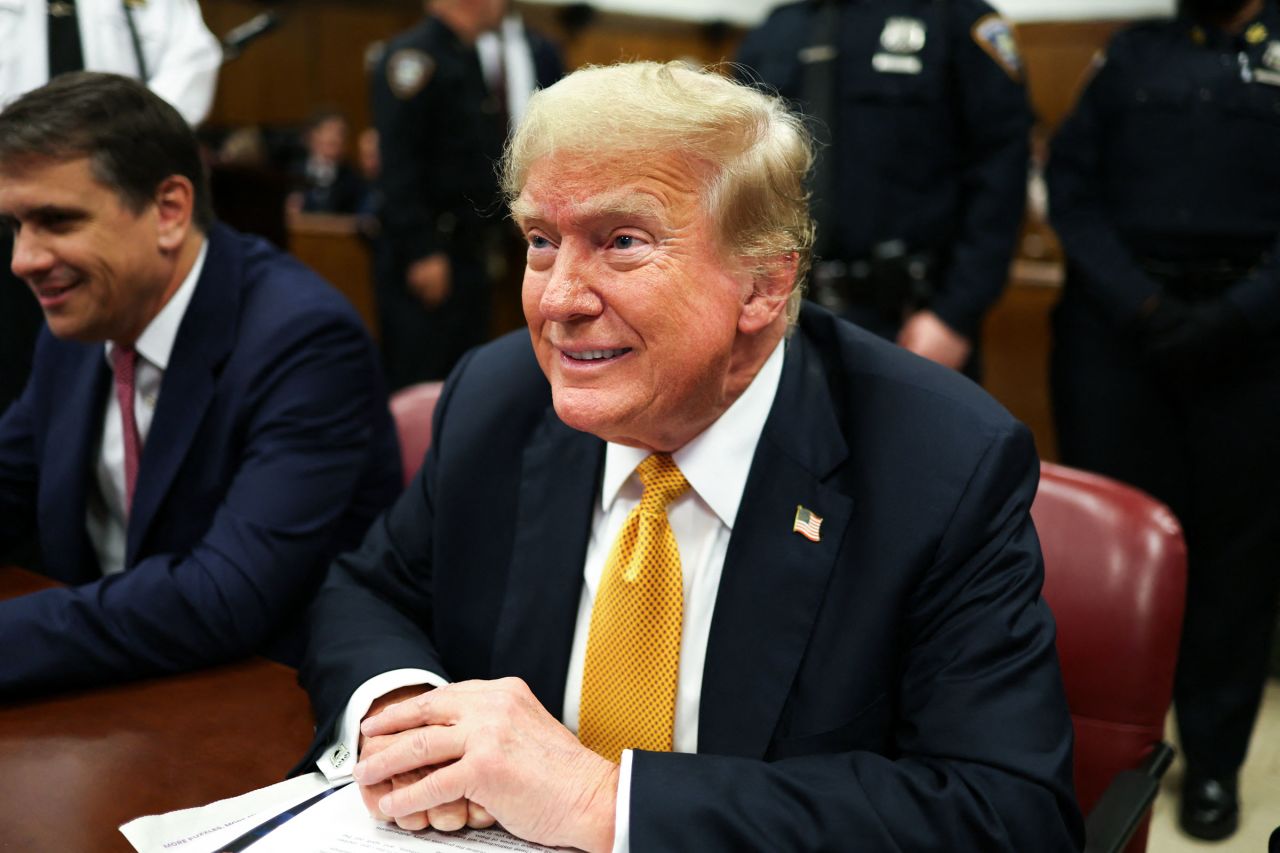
[792,505,823,542]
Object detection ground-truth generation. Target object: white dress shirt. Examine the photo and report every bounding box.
[0,0,221,124]
[320,339,786,852]
[86,240,206,576]
[476,14,537,127]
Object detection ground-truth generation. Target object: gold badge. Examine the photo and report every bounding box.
[1246,23,1269,45]
[387,49,434,100]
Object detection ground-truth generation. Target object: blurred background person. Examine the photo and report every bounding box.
[0,0,221,417]
[289,107,369,215]
[370,0,507,390]
[476,0,564,335]
[735,0,1033,378]
[1047,0,1280,840]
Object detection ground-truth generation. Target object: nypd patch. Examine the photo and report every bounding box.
[972,14,1023,82]
[387,48,434,100]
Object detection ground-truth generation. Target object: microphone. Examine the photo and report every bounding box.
[221,11,282,62]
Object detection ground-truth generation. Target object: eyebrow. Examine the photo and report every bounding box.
[8,204,89,225]
[512,192,666,229]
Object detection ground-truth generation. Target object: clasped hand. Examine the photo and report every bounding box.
[353,677,619,852]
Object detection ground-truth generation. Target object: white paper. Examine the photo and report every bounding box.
[120,773,333,852]
[222,782,564,853]
[121,773,571,853]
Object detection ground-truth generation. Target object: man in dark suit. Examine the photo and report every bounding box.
[0,73,402,697]
[299,62,1082,851]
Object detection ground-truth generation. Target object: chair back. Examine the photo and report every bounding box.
[1033,462,1187,853]
[389,381,444,487]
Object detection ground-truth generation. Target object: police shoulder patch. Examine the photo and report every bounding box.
[971,14,1023,82]
[387,48,435,100]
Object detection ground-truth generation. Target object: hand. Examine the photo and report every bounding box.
[407,254,452,308]
[897,310,972,370]
[1139,295,1250,380]
[358,685,494,832]
[354,677,620,852]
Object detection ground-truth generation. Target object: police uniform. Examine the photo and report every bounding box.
[1048,1,1280,796]
[0,0,221,123]
[371,15,506,388]
[736,0,1033,367]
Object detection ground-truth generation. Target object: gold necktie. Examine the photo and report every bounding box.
[579,453,690,763]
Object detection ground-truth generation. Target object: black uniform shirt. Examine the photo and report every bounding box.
[1048,1,1280,331]
[372,15,506,268]
[737,0,1033,336]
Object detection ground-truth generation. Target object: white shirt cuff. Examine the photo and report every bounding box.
[314,668,448,782]
[610,749,633,853]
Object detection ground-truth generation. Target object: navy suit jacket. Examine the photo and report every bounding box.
[299,305,1083,850]
[0,224,401,697]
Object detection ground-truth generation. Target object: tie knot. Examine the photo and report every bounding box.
[110,345,137,379]
[636,453,689,510]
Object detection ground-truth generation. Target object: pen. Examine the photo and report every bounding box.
[214,781,352,852]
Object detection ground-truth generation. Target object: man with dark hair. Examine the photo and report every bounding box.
[0,0,222,417]
[0,72,402,696]
[1048,0,1280,840]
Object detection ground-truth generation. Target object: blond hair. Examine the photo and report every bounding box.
[500,61,814,322]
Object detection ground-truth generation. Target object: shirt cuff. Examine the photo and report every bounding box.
[610,749,633,853]
[314,668,448,782]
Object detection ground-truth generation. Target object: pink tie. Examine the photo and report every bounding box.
[110,345,142,513]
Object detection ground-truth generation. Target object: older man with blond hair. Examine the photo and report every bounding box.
[299,62,1083,852]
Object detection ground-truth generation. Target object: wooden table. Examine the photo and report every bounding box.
[0,567,315,852]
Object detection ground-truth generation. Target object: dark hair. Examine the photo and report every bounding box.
[0,72,213,229]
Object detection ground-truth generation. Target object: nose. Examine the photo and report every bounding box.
[536,243,603,323]
[10,228,54,281]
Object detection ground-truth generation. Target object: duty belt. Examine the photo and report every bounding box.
[1138,256,1264,301]
[810,246,936,321]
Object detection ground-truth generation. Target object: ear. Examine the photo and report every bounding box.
[738,252,799,334]
[153,174,196,252]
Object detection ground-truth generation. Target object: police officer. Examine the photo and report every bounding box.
[371,0,508,389]
[736,0,1033,374]
[1048,0,1280,840]
[0,0,221,415]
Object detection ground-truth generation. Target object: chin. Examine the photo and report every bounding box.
[550,387,629,439]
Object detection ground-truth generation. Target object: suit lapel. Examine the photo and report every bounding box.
[126,228,238,565]
[490,409,604,718]
[698,332,854,758]
[42,348,111,582]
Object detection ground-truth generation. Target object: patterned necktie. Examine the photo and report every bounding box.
[579,453,690,763]
[110,345,142,513]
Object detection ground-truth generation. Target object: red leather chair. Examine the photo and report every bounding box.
[1033,461,1188,853]
[389,381,444,487]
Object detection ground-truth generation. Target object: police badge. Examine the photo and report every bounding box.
[880,17,927,55]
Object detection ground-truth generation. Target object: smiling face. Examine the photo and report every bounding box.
[515,151,789,452]
[0,156,179,345]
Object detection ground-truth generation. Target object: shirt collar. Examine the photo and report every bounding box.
[600,337,786,529]
[104,237,208,371]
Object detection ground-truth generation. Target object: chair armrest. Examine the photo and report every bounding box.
[1083,742,1176,853]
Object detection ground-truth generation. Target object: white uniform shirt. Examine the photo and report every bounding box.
[318,339,787,853]
[476,14,537,128]
[0,0,221,124]
[86,239,206,576]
